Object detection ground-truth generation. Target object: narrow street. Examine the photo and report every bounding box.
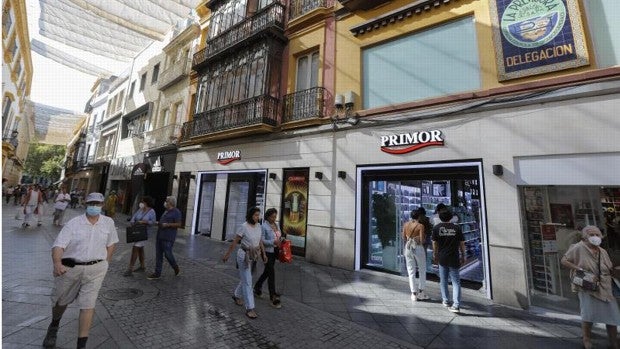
[1,203,609,348]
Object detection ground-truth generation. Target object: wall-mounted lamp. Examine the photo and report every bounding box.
[190,174,196,180]
[173,175,178,180]
[492,164,503,176]
[337,171,347,179]
[269,172,277,180]
[314,171,323,180]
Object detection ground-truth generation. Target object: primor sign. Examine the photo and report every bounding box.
[380,130,444,155]
[490,0,588,81]
[217,150,241,165]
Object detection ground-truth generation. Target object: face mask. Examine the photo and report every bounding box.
[163,202,168,209]
[86,206,102,216]
[588,236,602,246]
[139,203,145,209]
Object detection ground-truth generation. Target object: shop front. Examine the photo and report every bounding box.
[358,162,488,287]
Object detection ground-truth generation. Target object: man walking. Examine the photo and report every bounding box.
[42,192,118,349]
[432,208,466,313]
[147,196,182,279]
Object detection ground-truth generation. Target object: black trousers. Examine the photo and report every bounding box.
[255,251,277,297]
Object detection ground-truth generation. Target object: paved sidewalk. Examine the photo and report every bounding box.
[1,202,613,348]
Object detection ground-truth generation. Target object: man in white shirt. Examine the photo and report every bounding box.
[42,192,119,349]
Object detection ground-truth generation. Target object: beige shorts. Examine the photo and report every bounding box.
[51,260,108,309]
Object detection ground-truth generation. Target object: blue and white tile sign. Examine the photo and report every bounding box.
[490,0,589,81]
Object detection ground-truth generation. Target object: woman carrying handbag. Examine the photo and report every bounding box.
[254,208,284,309]
[123,196,156,277]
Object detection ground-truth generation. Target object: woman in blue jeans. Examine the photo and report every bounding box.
[254,208,284,308]
[223,207,267,319]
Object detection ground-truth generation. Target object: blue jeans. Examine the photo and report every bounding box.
[154,239,178,275]
[439,265,461,307]
[234,250,254,310]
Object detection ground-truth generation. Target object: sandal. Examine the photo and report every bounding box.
[246,310,258,319]
[232,296,244,306]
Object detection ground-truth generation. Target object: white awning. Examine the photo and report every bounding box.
[31,39,114,77]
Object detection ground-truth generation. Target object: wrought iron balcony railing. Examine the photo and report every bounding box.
[282,87,327,123]
[142,123,183,151]
[2,136,19,148]
[158,59,191,91]
[289,0,333,20]
[193,2,285,69]
[180,95,279,142]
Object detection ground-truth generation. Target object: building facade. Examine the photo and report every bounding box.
[2,0,34,185]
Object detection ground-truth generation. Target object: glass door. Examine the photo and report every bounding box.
[224,180,250,240]
[195,174,216,236]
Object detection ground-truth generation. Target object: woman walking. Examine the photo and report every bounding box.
[124,196,156,277]
[254,208,283,308]
[222,207,266,319]
[402,209,429,301]
[52,186,71,226]
[561,225,620,349]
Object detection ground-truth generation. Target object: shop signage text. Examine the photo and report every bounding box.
[217,150,241,165]
[490,0,588,81]
[380,130,444,155]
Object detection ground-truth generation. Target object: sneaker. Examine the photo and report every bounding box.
[442,301,450,307]
[410,293,417,302]
[448,305,460,313]
[146,273,161,280]
[174,266,180,276]
[134,266,146,273]
[270,298,282,309]
[37,222,42,226]
[416,291,429,301]
[42,325,58,348]
[254,289,263,298]
[123,270,133,277]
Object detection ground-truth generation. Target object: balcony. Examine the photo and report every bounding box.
[193,2,286,70]
[142,123,183,151]
[289,0,334,20]
[2,136,19,149]
[158,59,191,91]
[282,87,328,129]
[95,147,113,163]
[337,0,391,11]
[180,95,279,144]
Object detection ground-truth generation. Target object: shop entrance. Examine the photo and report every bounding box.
[357,162,489,293]
[521,186,620,313]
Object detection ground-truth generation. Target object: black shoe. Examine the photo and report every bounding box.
[253,288,262,298]
[146,273,161,280]
[42,325,58,348]
[174,266,180,276]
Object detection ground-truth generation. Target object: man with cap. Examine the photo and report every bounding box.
[42,192,119,349]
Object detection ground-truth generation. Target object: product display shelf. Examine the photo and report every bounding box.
[458,221,480,266]
[522,187,555,294]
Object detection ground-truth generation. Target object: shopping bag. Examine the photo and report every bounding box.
[571,269,599,292]
[278,239,292,263]
[126,224,148,243]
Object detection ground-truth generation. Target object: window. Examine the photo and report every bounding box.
[118,89,125,111]
[2,96,13,131]
[362,16,480,109]
[208,0,248,39]
[152,63,160,84]
[174,102,185,124]
[2,5,12,36]
[296,51,319,91]
[584,0,620,68]
[128,81,136,98]
[162,108,170,127]
[139,73,147,91]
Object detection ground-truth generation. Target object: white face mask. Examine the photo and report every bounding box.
[163,202,168,209]
[588,236,602,246]
[139,203,145,209]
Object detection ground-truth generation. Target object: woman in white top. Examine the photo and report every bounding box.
[52,186,71,226]
[223,207,267,319]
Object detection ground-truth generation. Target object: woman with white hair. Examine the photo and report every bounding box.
[561,225,620,349]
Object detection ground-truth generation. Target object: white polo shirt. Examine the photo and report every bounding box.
[53,214,119,262]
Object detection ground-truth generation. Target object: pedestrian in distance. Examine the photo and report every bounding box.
[22,184,43,227]
[223,206,267,319]
[124,196,156,277]
[104,190,117,218]
[561,225,620,349]
[254,208,284,309]
[432,207,466,313]
[52,186,71,226]
[42,192,119,349]
[403,209,429,301]
[5,185,14,204]
[147,196,182,280]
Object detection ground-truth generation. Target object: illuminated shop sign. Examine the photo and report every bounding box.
[216,150,241,165]
[489,0,589,81]
[380,130,444,155]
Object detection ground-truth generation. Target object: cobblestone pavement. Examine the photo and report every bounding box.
[2,202,615,348]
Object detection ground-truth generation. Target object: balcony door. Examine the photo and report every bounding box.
[291,51,320,120]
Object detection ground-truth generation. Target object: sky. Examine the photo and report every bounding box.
[24,0,128,113]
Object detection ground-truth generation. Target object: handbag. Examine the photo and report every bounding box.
[126,224,148,243]
[278,239,293,263]
[572,250,600,292]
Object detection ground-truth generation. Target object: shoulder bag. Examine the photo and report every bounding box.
[126,210,149,243]
[571,249,600,292]
[278,239,293,263]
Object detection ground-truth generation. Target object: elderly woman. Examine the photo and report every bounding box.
[561,225,620,349]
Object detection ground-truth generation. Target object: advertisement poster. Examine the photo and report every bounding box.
[489,0,589,81]
[281,168,309,255]
[541,224,558,253]
[550,203,574,228]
